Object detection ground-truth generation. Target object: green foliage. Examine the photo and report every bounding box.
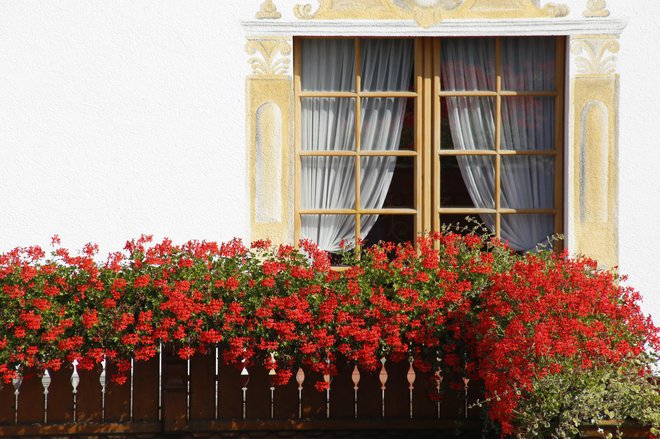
[514,359,660,438]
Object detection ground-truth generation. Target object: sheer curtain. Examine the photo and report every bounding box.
[441,39,497,228]
[301,39,413,252]
[442,38,555,252]
[359,39,413,242]
[499,38,555,251]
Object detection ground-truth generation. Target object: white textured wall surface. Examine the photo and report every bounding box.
[0,0,659,321]
[612,0,660,323]
[0,0,249,251]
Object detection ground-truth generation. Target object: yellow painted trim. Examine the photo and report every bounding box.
[571,72,619,267]
[247,37,294,245]
[294,0,568,28]
[567,34,620,267]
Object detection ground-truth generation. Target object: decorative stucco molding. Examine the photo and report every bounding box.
[242,17,628,38]
[245,38,292,77]
[255,103,283,223]
[579,100,609,224]
[569,34,620,267]
[246,36,295,245]
[256,0,282,20]
[570,35,619,74]
[583,0,609,18]
[293,0,568,28]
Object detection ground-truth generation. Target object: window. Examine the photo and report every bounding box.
[294,37,564,254]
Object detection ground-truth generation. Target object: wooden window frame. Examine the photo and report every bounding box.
[294,36,565,251]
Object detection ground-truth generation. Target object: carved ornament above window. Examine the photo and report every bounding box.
[293,0,569,28]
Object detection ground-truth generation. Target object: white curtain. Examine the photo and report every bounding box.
[442,38,555,252]
[359,39,413,242]
[301,39,413,252]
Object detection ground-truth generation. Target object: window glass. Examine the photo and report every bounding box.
[501,97,555,150]
[361,39,414,92]
[440,156,495,208]
[301,98,356,151]
[301,39,355,92]
[441,38,496,91]
[501,157,555,209]
[441,97,496,150]
[361,215,415,248]
[361,157,414,209]
[301,157,356,209]
[501,37,556,91]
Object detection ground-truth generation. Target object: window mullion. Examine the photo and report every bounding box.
[432,38,441,237]
[421,38,434,235]
[554,37,566,250]
[354,37,362,250]
[415,38,425,240]
[495,37,502,240]
[294,39,303,245]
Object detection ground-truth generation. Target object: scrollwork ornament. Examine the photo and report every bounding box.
[583,0,610,18]
[294,2,316,19]
[245,39,292,77]
[544,3,570,17]
[293,0,567,27]
[256,0,282,19]
[571,37,620,75]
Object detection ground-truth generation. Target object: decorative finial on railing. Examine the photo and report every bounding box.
[12,366,22,425]
[240,360,250,420]
[296,367,305,419]
[434,359,443,419]
[41,369,51,423]
[256,0,282,19]
[407,358,416,419]
[583,0,610,17]
[379,358,388,418]
[268,353,277,419]
[71,359,80,422]
[99,359,107,421]
[352,365,360,419]
[462,376,470,419]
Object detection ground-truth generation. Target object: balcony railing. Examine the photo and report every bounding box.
[0,351,483,437]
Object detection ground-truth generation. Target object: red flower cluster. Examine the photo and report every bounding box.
[0,234,657,437]
[469,252,659,435]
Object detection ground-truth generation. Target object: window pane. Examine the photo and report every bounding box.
[361,157,414,209]
[441,97,495,150]
[501,97,555,150]
[441,38,496,91]
[301,39,356,92]
[501,156,555,209]
[361,39,414,92]
[301,215,356,253]
[301,157,356,209]
[361,97,412,150]
[501,37,556,91]
[440,156,495,208]
[361,215,415,247]
[301,98,356,151]
[501,214,555,252]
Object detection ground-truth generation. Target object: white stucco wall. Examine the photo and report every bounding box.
[0,0,659,321]
[0,0,250,250]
